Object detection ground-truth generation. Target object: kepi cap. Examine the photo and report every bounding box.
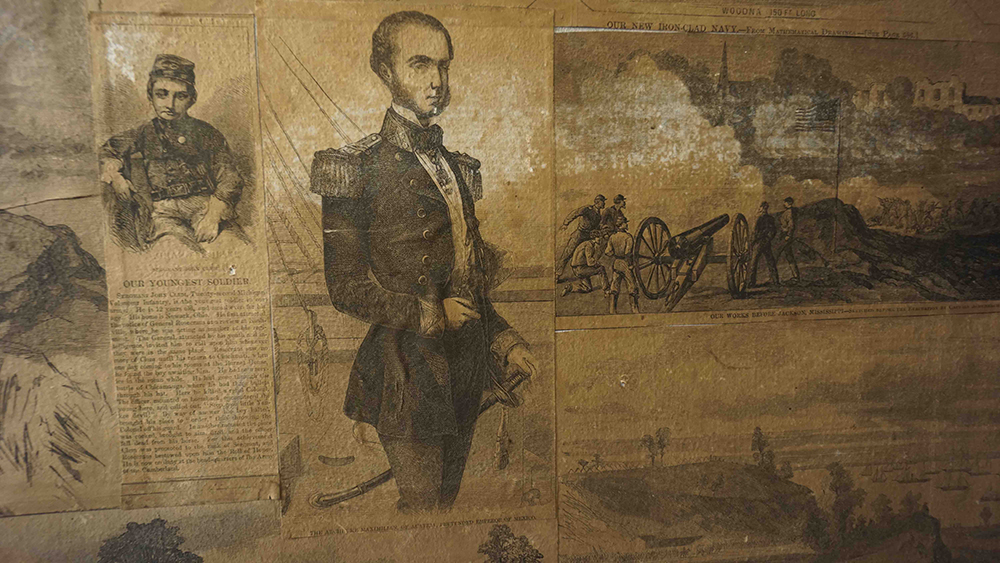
[150,54,195,86]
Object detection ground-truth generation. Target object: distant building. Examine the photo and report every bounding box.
[853,83,889,113]
[717,42,754,101]
[914,75,999,121]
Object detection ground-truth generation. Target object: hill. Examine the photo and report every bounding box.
[559,461,819,557]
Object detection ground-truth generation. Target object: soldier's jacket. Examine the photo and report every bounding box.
[311,109,526,439]
[99,116,243,220]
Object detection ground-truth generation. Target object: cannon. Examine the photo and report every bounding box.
[632,213,749,311]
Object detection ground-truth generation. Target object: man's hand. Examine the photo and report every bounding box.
[100,159,133,197]
[443,297,480,330]
[194,211,221,242]
[109,175,134,198]
[506,344,537,380]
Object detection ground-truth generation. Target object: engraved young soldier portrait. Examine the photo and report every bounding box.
[310,11,537,512]
[99,54,245,253]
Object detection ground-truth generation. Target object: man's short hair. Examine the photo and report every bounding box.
[370,11,453,78]
[784,196,794,204]
[594,194,607,203]
[614,194,626,204]
[760,201,769,209]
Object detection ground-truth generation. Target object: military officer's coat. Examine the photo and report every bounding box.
[311,109,526,439]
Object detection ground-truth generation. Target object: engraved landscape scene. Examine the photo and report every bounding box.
[558,318,1000,563]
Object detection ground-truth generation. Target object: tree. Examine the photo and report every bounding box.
[97,519,202,563]
[761,450,776,474]
[871,493,894,527]
[900,491,922,517]
[640,434,657,467]
[826,462,867,542]
[802,505,831,552]
[479,524,544,563]
[777,461,794,480]
[751,427,769,467]
[981,505,993,527]
[885,76,914,110]
[655,427,671,464]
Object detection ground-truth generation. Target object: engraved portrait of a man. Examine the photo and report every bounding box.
[99,54,245,253]
[309,11,537,512]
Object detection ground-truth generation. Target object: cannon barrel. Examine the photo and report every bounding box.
[668,214,730,260]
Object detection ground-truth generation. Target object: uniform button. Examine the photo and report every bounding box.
[409,179,417,187]
[395,152,403,161]
[177,136,186,144]
[422,229,431,240]
[421,255,430,265]
[417,207,426,218]
[417,275,428,285]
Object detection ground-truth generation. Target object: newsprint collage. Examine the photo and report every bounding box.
[2,0,1000,561]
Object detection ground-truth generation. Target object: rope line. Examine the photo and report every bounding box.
[276,34,366,137]
[264,34,352,145]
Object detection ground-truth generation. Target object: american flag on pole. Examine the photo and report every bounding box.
[794,99,840,132]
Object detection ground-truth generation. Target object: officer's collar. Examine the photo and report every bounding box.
[382,106,444,153]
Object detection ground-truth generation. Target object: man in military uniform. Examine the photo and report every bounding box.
[776,196,800,283]
[600,194,627,236]
[605,216,639,314]
[99,54,244,253]
[560,237,608,296]
[311,11,536,512]
[557,194,606,282]
[748,201,779,288]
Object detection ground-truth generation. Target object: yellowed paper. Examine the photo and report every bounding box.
[0,0,121,517]
[557,314,1000,561]
[555,29,1000,329]
[0,498,556,561]
[257,1,556,538]
[88,12,278,508]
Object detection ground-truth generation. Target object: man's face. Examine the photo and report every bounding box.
[595,199,606,210]
[384,24,451,119]
[784,200,793,209]
[150,78,194,121]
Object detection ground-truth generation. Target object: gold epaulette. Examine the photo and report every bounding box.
[309,134,381,198]
[451,152,483,202]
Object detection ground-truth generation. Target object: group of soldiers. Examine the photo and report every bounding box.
[556,194,639,314]
[747,197,801,288]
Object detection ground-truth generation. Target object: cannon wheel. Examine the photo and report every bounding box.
[633,217,673,299]
[726,213,752,299]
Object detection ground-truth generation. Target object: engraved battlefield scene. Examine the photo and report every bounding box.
[556,33,1000,317]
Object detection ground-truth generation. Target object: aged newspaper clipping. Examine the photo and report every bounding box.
[257,1,556,538]
[89,12,278,508]
[3,0,1000,561]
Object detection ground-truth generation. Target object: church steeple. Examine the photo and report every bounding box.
[719,41,730,100]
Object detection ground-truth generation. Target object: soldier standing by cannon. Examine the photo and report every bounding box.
[748,201,779,288]
[605,216,639,314]
[775,196,800,284]
[557,194,606,282]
